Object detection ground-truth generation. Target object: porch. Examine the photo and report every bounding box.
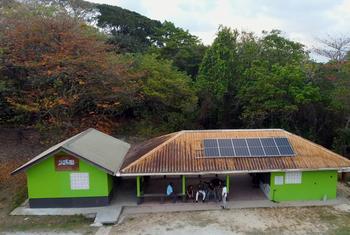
[118,173,269,204]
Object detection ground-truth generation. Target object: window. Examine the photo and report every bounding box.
[285,172,302,184]
[70,173,89,190]
[274,176,284,185]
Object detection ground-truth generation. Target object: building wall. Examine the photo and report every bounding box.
[27,151,112,199]
[269,170,337,202]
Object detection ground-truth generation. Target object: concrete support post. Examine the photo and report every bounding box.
[182,175,186,196]
[226,175,230,193]
[136,176,141,197]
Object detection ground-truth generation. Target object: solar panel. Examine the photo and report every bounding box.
[232,139,247,147]
[204,147,220,156]
[278,145,294,155]
[202,137,294,158]
[249,147,265,156]
[274,137,289,146]
[260,138,276,146]
[203,139,218,148]
[218,139,233,148]
[234,147,250,156]
[263,146,280,156]
[219,147,235,156]
[246,138,261,147]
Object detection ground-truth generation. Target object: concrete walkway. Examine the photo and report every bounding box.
[11,176,350,226]
[10,195,348,227]
[121,197,348,217]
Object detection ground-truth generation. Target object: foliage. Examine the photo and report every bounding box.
[96,4,162,53]
[149,21,207,78]
[0,3,139,134]
[0,0,350,155]
[122,53,198,131]
[196,26,242,127]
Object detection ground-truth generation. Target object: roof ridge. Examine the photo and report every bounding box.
[181,128,284,133]
[121,131,184,172]
[63,128,95,148]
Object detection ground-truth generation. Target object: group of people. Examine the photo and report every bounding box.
[166,177,228,209]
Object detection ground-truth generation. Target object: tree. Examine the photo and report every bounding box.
[150,21,207,78]
[238,31,319,128]
[0,3,138,134]
[123,53,198,132]
[196,26,242,128]
[96,4,162,53]
[239,62,320,127]
[314,35,350,62]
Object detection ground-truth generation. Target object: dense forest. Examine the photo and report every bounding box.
[0,0,349,157]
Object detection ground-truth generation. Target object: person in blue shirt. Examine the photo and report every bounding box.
[166,182,176,203]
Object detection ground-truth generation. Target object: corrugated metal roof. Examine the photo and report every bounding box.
[11,128,130,175]
[119,129,350,175]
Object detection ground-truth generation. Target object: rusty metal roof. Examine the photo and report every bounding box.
[119,129,350,175]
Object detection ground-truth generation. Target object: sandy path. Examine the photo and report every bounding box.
[110,206,350,235]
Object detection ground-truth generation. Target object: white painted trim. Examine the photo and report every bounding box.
[116,167,350,177]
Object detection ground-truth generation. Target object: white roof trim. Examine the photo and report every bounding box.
[11,128,130,175]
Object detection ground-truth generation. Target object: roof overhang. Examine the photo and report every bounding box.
[116,167,350,177]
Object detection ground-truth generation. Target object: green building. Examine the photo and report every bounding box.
[118,129,350,203]
[12,128,350,207]
[12,129,130,208]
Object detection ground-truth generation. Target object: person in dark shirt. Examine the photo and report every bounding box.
[186,185,195,201]
[205,181,215,201]
[211,177,224,202]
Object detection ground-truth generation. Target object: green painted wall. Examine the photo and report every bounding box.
[26,151,113,199]
[269,170,337,202]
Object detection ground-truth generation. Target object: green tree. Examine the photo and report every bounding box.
[196,26,242,128]
[239,62,320,127]
[150,21,207,78]
[96,4,162,53]
[331,60,350,155]
[124,53,198,132]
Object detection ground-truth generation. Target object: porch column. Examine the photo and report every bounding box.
[182,175,186,196]
[136,176,141,204]
[226,175,230,193]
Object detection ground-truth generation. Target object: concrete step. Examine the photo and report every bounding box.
[94,206,122,225]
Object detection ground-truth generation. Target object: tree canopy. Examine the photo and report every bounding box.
[0,0,349,156]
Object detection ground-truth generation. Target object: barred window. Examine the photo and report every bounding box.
[70,173,89,190]
[285,172,302,184]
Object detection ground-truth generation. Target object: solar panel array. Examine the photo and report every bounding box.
[203,137,295,158]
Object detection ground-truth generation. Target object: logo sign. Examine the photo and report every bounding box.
[54,154,79,171]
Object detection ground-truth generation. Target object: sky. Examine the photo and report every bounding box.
[86,0,350,62]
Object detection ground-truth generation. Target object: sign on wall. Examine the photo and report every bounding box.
[54,154,79,171]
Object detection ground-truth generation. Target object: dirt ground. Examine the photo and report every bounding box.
[112,205,350,235]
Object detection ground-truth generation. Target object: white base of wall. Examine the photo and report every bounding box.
[259,181,270,199]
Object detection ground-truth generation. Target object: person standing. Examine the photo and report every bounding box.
[211,177,224,202]
[221,184,228,209]
[166,182,176,203]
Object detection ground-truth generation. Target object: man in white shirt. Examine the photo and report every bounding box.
[195,181,206,203]
[221,184,228,209]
